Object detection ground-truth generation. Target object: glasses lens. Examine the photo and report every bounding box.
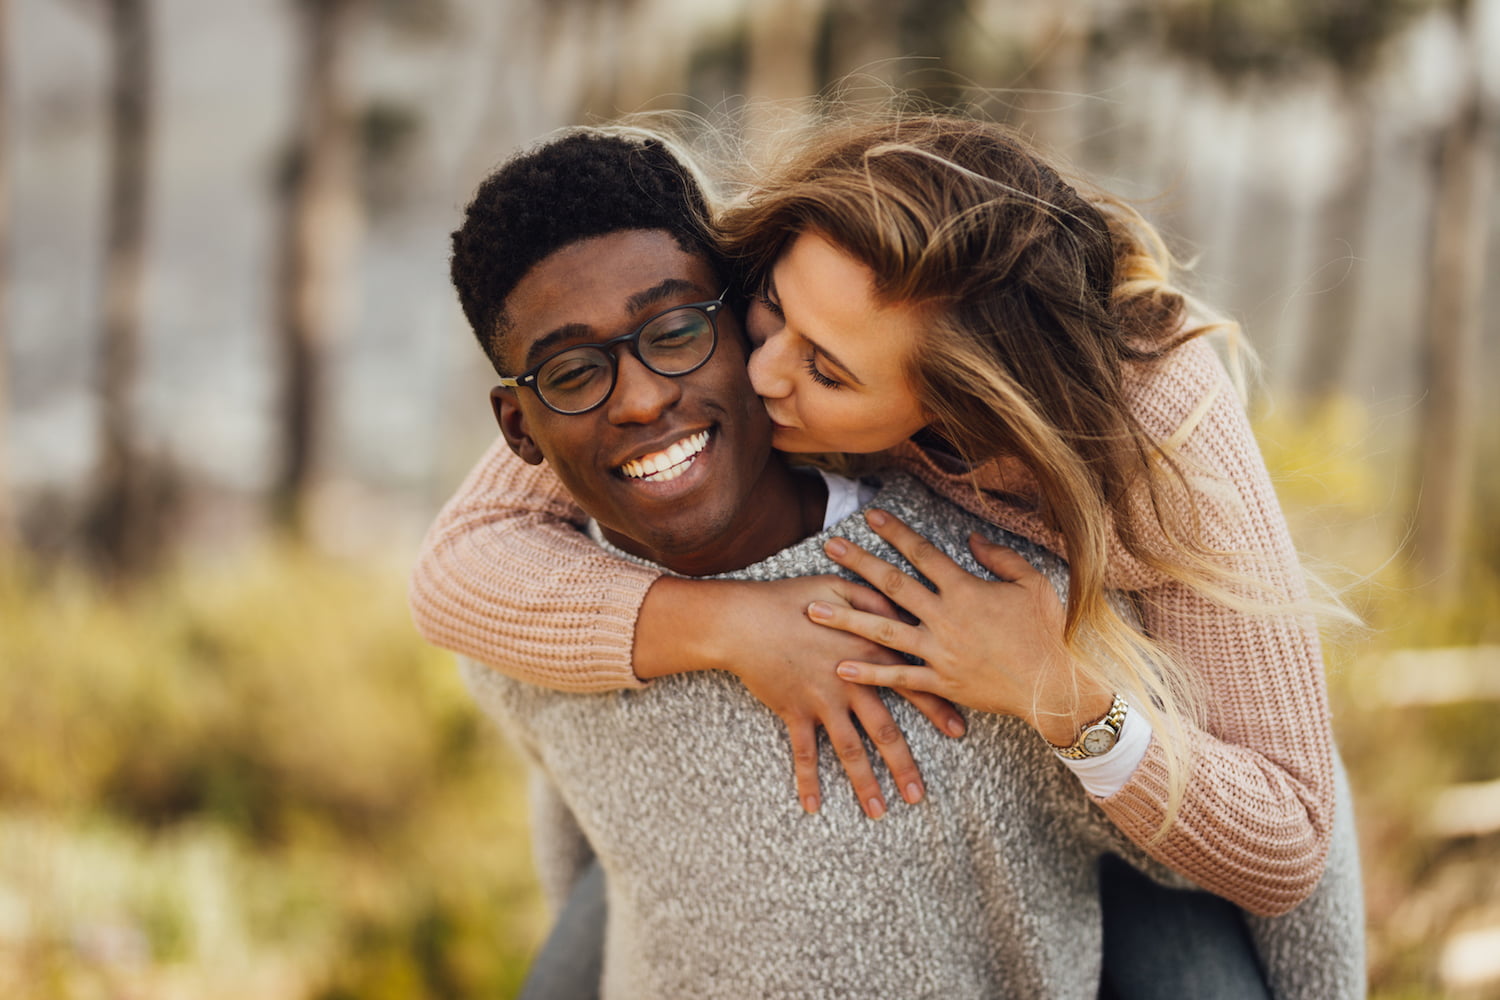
[639,308,715,375]
[535,348,614,413]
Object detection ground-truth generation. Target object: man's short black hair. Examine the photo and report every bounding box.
[451,129,725,373]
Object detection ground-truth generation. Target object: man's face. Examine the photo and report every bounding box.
[492,230,777,571]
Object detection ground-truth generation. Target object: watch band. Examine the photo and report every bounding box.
[1053,694,1129,760]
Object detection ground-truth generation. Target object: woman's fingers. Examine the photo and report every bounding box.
[823,535,939,617]
[823,715,889,819]
[807,601,926,660]
[860,508,967,587]
[894,687,967,739]
[968,532,1036,583]
[790,696,936,817]
[835,660,947,697]
[786,719,822,815]
[850,688,927,806]
[834,577,903,621]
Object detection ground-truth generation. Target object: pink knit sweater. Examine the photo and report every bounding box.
[409,338,1335,916]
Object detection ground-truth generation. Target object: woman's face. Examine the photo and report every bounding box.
[745,230,930,455]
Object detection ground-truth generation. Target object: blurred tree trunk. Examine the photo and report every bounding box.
[1412,2,1491,595]
[744,0,821,134]
[272,0,361,537]
[0,0,12,548]
[816,0,900,93]
[86,0,154,577]
[1020,14,1088,152]
[1296,87,1377,404]
[1141,0,1435,404]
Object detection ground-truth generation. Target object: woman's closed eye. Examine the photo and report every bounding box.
[803,354,843,389]
[746,295,783,348]
[755,290,785,321]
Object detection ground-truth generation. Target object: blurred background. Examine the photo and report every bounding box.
[2,0,1498,996]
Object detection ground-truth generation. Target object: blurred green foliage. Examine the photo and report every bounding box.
[1257,397,1500,999]
[0,547,542,999]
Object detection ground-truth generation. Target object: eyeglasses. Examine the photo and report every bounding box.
[497,292,725,415]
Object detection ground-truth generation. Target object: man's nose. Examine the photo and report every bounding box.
[605,348,682,424]
[746,330,792,400]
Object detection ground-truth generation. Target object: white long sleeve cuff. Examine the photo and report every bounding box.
[1059,705,1151,797]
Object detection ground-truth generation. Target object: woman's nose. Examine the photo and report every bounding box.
[747,331,792,400]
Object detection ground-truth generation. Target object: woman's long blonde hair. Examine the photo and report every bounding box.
[716,111,1274,823]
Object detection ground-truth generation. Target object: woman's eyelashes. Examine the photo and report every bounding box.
[803,354,843,389]
[754,289,785,320]
[745,297,777,347]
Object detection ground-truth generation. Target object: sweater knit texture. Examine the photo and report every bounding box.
[410,337,1338,916]
[460,473,1363,999]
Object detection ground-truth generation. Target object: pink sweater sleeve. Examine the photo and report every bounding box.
[892,339,1336,917]
[408,435,661,691]
[1098,339,1335,917]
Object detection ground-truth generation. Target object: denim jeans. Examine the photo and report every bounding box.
[520,855,1272,999]
[1098,854,1271,1000]
[517,860,606,1000]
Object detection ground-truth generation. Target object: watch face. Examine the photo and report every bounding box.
[1081,726,1117,756]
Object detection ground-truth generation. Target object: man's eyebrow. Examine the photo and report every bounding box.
[626,277,702,315]
[522,323,592,370]
[521,277,707,370]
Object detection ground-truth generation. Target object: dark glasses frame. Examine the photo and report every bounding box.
[496,290,727,415]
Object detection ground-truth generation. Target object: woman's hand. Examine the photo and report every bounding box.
[808,509,1112,746]
[639,575,966,818]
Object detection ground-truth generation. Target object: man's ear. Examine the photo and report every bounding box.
[490,386,545,465]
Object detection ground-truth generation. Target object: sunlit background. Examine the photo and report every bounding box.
[3,0,1498,996]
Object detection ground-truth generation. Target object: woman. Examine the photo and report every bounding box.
[412,112,1343,920]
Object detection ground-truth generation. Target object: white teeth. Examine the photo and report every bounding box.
[620,430,710,482]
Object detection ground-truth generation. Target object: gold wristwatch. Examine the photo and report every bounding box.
[1052,694,1129,760]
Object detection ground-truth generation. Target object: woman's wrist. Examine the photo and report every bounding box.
[1058,707,1152,796]
[633,576,746,679]
[1031,680,1115,748]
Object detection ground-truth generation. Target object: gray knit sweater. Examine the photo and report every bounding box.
[461,473,1363,999]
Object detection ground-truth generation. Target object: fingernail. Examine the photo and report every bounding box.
[835,664,857,679]
[866,509,888,527]
[808,601,833,622]
[905,782,924,804]
[803,795,820,814]
[825,537,848,557]
[947,716,966,737]
[866,797,886,819]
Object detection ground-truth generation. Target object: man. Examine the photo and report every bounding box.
[436,129,1360,1000]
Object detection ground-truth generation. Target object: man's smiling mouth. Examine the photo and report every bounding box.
[619,430,711,483]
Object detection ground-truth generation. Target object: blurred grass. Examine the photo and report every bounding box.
[1,397,1496,998]
[1258,397,1500,1000]
[0,546,543,999]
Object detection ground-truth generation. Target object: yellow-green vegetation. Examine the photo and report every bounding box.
[1257,397,1500,1000]
[1,398,1494,999]
[0,546,544,999]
